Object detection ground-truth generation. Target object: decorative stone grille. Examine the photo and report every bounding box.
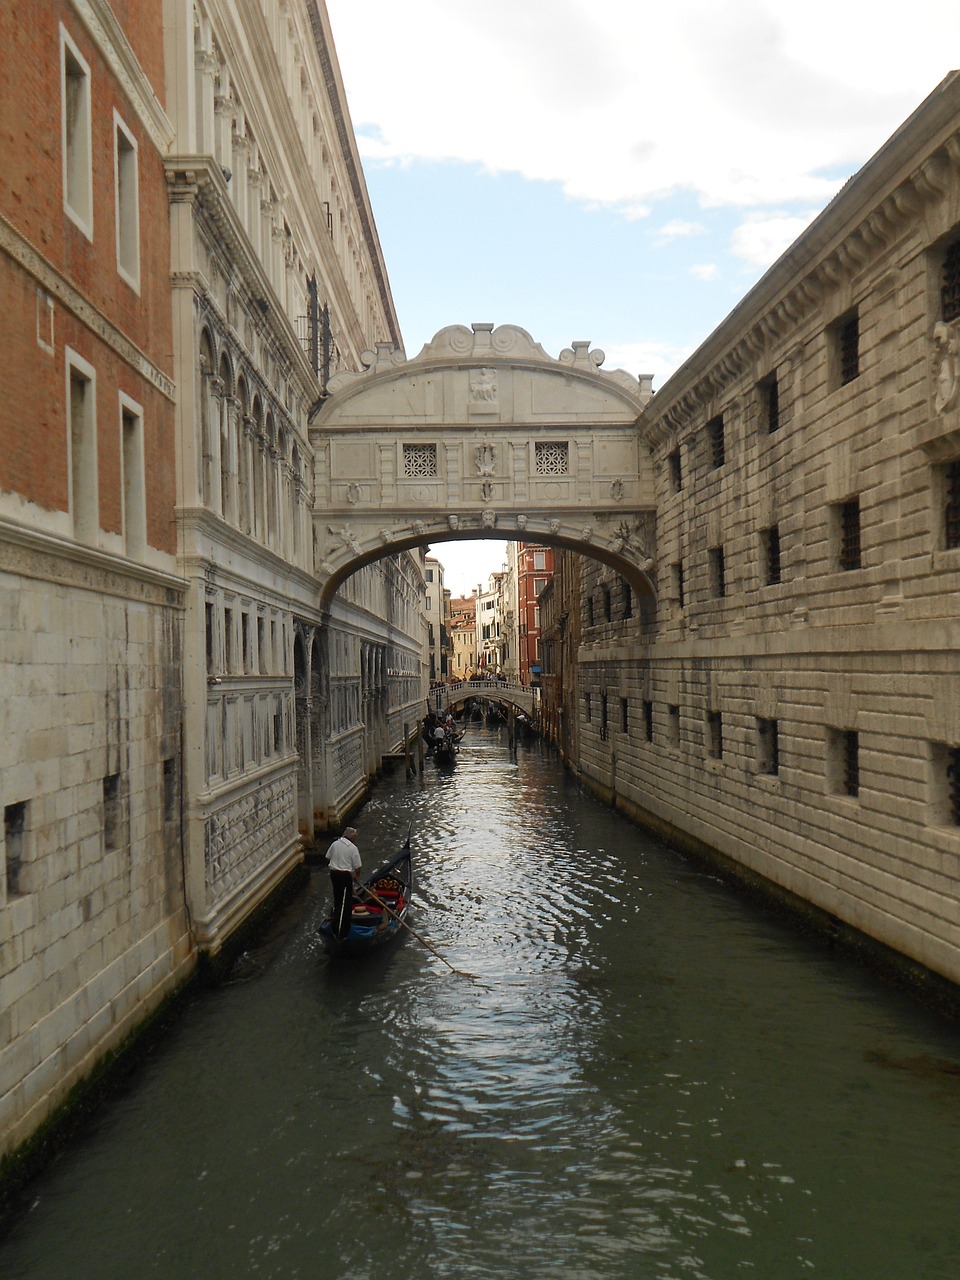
[402,443,438,477]
[534,441,569,475]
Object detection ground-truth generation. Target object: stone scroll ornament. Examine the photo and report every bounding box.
[933,320,959,414]
[476,443,496,475]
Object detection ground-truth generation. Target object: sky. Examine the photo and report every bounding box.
[323,0,959,594]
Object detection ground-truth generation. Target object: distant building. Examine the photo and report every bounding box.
[512,542,554,684]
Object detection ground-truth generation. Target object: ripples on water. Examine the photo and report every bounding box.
[3,723,960,1279]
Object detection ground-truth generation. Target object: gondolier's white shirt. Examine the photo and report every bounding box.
[327,836,361,873]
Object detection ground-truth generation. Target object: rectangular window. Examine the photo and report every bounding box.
[759,371,780,433]
[584,692,592,723]
[61,26,93,237]
[832,310,860,387]
[162,757,176,823]
[757,718,780,775]
[943,461,960,550]
[114,113,140,289]
[257,616,266,673]
[669,448,682,492]
[762,524,782,585]
[602,587,612,620]
[533,578,547,596]
[643,699,654,742]
[533,551,546,570]
[425,569,433,582]
[672,560,685,609]
[621,697,629,734]
[837,499,862,571]
[103,773,122,851]
[402,443,437,477]
[205,602,215,672]
[4,801,27,898]
[706,415,725,469]
[707,710,723,760]
[586,596,595,627]
[667,704,681,749]
[941,239,960,323]
[241,612,251,672]
[120,395,146,559]
[600,694,608,742]
[828,728,860,798]
[535,441,569,475]
[709,546,726,599]
[930,742,960,826]
[224,607,235,673]
[67,350,98,544]
[622,579,633,619]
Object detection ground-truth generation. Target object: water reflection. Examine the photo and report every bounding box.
[2,723,959,1279]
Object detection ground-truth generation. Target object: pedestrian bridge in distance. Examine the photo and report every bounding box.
[432,679,538,719]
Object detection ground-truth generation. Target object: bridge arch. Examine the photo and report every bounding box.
[309,323,658,614]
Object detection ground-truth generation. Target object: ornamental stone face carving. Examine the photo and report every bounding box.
[933,320,959,414]
[481,509,497,529]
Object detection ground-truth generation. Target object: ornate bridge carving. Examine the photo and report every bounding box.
[309,324,657,608]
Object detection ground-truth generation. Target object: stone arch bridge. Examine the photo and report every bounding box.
[433,678,538,718]
[309,323,657,609]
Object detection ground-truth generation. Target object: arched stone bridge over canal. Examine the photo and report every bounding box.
[432,679,539,719]
[309,323,657,613]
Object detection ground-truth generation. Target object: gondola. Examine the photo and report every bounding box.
[318,835,412,957]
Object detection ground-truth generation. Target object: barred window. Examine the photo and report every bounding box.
[403,443,438,477]
[948,746,960,825]
[673,560,685,609]
[931,742,960,826]
[535,441,569,475]
[600,693,608,742]
[941,239,960,323]
[838,499,862,571]
[834,310,860,386]
[759,372,780,433]
[763,524,781,585]
[669,448,682,492]
[709,546,726,598]
[944,461,960,550]
[706,415,725,469]
[621,697,629,734]
[643,699,654,742]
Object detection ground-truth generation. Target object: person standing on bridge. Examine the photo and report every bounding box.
[326,826,361,938]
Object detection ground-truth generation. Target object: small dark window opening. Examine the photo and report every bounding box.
[947,745,960,824]
[669,448,682,492]
[707,415,725,469]
[103,774,121,850]
[758,718,780,775]
[643,699,654,742]
[761,373,780,433]
[674,561,685,609]
[941,240,960,323]
[668,704,681,748]
[707,711,723,760]
[841,730,860,798]
[5,801,26,897]
[584,692,592,723]
[839,313,860,385]
[709,546,726,598]
[602,588,611,621]
[205,602,215,672]
[163,757,176,822]
[622,579,633,619]
[945,461,960,550]
[621,698,629,734]
[586,596,595,627]
[839,499,862,571]
[764,525,781,585]
[600,694,608,742]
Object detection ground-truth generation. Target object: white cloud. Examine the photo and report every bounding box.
[326,0,955,216]
[599,340,696,391]
[730,211,820,269]
[690,263,719,281]
[657,220,706,243]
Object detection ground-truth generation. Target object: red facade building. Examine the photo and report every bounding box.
[515,542,554,685]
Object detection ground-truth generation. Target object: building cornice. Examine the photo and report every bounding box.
[645,72,960,447]
[0,213,176,401]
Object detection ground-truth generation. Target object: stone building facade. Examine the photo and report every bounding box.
[566,74,960,990]
[0,0,190,1158]
[163,0,425,953]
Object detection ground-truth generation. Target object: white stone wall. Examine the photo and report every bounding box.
[0,553,191,1157]
[572,78,960,988]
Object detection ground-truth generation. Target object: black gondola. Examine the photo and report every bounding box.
[318,836,412,956]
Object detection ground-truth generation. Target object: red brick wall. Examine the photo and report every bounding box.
[0,1,176,556]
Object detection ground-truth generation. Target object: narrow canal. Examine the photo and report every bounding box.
[3,723,960,1279]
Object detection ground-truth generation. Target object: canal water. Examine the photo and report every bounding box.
[2,723,960,1279]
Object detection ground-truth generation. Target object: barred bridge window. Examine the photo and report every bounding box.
[948,746,960,824]
[707,414,725,469]
[403,443,437,477]
[841,729,860,798]
[942,239,960,323]
[838,499,862,571]
[839,313,860,385]
[535,441,569,475]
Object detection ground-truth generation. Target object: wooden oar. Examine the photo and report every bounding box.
[360,882,487,986]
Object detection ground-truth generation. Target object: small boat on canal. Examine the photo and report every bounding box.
[318,836,413,957]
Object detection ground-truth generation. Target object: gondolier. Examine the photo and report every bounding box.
[326,826,361,938]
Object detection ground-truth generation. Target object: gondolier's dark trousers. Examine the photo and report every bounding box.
[330,870,354,938]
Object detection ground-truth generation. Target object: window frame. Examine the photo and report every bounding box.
[60,25,93,239]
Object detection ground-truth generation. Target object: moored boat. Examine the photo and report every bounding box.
[319,836,413,957]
